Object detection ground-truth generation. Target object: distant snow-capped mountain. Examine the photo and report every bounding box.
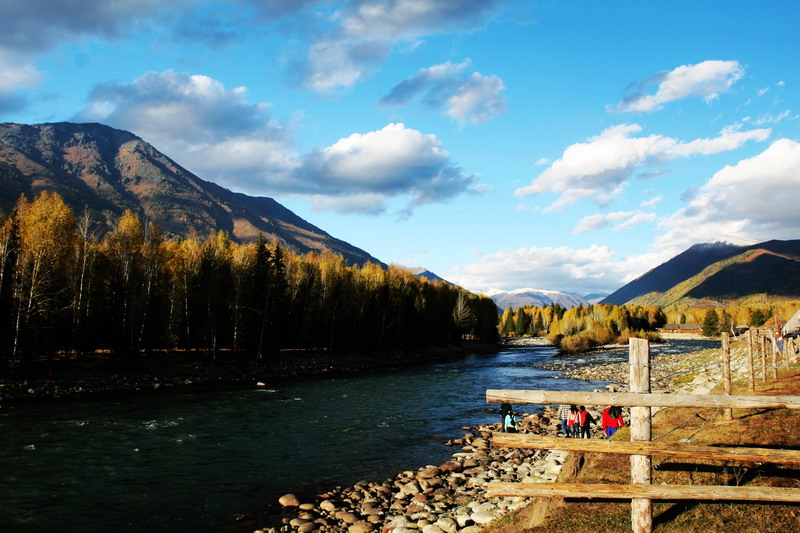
[484,288,589,310]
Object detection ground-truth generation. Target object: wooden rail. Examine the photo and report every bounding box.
[486,389,800,410]
[486,482,800,502]
[491,433,800,465]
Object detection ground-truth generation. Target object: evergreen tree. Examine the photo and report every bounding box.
[702,309,720,337]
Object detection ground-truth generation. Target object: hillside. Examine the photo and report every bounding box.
[603,239,800,306]
[0,122,382,266]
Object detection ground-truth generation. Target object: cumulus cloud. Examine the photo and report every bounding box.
[379,59,506,124]
[610,60,744,113]
[514,123,770,211]
[294,0,502,92]
[75,72,477,215]
[74,70,296,191]
[573,210,656,234]
[294,122,478,213]
[447,244,664,294]
[655,138,800,253]
[0,50,43,95]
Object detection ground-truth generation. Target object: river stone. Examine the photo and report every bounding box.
[434,517,457,533]
[471,510,498,525]
[418,466,441,479]
[461,526,485,533]
[298,523,315,533]
[335,511,359,524]
[401,481,421,495]
[319,499,337,512]
[421,525,445,533]
[279,493,300,507]
[289,517,309,527]
[299,503,315,511]
[348,520,375,533]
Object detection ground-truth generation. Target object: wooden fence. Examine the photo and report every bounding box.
[485,335,800,533]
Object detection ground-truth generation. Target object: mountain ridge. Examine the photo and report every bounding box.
[0,122,382,266]
[604,238,800,306]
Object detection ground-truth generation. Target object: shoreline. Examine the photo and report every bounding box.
[0,341,499,404]
[254,337,736,533]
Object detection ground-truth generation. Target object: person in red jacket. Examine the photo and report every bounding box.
[601,405,624,438]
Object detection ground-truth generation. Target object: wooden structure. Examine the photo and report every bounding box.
[485,337,800,533]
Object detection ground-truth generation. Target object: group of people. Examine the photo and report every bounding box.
[499,403,625,438]
[558,404,625,438]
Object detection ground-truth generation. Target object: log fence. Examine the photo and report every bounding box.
[485,331,800,533]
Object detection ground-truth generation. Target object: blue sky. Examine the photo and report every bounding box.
[2,0,798,296]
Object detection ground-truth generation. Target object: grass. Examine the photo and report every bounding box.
[484,347,800,533]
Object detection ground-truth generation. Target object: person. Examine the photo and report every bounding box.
[601,405,625,438]
[557,404,571,437]
[579,406,594,439]
[567,405,580,438]
[500,403,518,433]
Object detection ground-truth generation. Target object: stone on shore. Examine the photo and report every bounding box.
[279,493,300,507]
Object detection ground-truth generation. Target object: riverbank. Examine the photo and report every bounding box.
[483,336,800,532]
[0,342,498,403]
[256,338,764,533]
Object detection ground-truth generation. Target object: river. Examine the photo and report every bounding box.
[0,339,716,532]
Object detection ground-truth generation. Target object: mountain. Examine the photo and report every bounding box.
[602,238,800,306]
[0,122,382,266]
[400,266,452,285]
[485,288,589,311]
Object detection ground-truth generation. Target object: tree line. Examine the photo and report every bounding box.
[0,192,499,371]
[500,303,666,352]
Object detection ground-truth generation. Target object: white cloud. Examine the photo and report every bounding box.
[514,123,771,210]
[0,50,43,93]
[655,138,800,253]
[640,195,662,209]
[573,210,656,234]
[74,70,296,191]
[76,72,478,215]
[295,0,502,92]
[379,59,506,124]
[295,122,478,213]
[448,244,663,294]
[610,60,744,113]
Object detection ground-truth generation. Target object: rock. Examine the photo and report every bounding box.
[421,525,445,533]
[471,510,498,525]
[298,523,315,533]
[348,520,375,533]
[319,499,337,512]
[279,493,300,507]
[435,517,458,533]
[335,511,359,524]
[461,526,485,533]
[299,503,315,511]
[418,466,441,479]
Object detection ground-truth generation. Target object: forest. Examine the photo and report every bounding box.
[0,192,499,371]
[500,303,666,352]
[502,299,800,352]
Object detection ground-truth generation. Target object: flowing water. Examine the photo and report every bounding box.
[0,339,716,532]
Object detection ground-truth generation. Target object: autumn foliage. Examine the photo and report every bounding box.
[500,302,666,353]
[0,192,498,369]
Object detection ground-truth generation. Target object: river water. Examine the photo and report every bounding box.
[0,339,716,532]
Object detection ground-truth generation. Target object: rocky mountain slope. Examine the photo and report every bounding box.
[0,122,382,265]
[602,238,800,306]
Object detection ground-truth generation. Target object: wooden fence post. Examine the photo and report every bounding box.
[761,333,768,383]
[747,329,755,392]
[629,338,652,533]
[722,333,732,421]
[770,334,778,380]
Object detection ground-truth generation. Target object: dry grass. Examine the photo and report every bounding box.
[486,367,800,533]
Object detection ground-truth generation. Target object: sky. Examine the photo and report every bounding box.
[1,1,799,296]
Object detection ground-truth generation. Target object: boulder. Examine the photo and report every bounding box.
[278,493,300,507]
